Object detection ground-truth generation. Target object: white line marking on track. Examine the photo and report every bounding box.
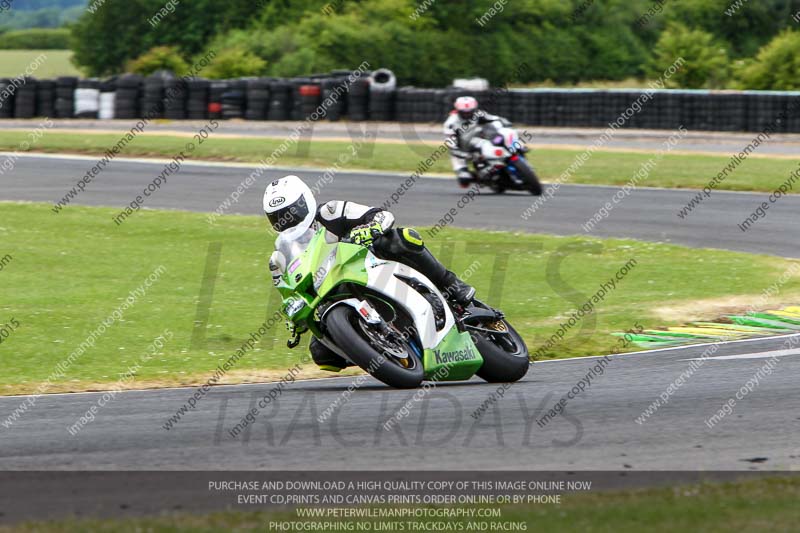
[534,332,800,362]
[1,333,798,401]
[680,348,800,361]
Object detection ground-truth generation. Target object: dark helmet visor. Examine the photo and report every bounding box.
[267,195,310,233]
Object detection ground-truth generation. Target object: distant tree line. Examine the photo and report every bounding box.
[63,0,800,90]
[0,0,85,30]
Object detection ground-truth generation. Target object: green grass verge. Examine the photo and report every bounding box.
[1,130,799,193]
[2,202,800,395]
[4,476,799,532]
[0,50,81,78]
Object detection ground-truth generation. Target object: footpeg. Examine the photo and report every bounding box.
[287,331,301,349]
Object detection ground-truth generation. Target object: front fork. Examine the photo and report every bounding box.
[289,298,385,350]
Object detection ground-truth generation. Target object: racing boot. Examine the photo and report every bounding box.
[456,167,475,188]
[441,270,476,306]
[403,244,475,306]
[379,229,476,307]
[309,337,347,372]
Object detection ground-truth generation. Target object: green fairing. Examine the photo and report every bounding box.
[274,228,483,379]
[314,243,369,300]
[277,229,367,327]
[423,328,483,381]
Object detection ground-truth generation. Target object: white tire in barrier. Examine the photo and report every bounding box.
[369,68,396,92]
[453,78,490,91]
[98,92,116,119]
[74,88,100,115]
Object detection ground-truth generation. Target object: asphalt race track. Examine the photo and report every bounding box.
[3,153,800,257]
[1,152,799,475]
[0,336,798,471]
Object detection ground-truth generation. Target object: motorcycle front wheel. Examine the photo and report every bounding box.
[325,306,424,389]
[513,157,543,196]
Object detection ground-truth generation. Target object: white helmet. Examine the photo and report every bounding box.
[454,96,478,120]
[263,175,317,239]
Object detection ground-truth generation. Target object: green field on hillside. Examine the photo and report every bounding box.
[0,50,81,78]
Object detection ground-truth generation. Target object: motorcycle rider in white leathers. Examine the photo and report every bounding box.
[444,96,513,187]
[263,175,475,371]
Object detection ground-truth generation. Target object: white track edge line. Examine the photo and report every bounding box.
[534,331,800,363]
[2,332,798,401]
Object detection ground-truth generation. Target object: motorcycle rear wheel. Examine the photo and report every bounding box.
[489,182,507,194]
[467,303,530,383]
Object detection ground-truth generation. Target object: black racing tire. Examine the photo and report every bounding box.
[325,306,424,389]
[469,311,530,383]
[514,157,543,196]
[490,182,507,194]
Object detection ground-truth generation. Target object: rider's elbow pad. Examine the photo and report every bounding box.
[374,210,395,231]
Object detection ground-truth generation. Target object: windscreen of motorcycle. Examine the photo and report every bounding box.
[276,228,317,266]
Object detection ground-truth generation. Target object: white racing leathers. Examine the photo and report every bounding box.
[443,110,510,173]
[269,200,395,282]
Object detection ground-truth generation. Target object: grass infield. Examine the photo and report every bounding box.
[3,476,799,532]
[1,202,799,395]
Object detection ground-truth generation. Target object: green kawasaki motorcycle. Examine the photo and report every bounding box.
[276,228,530,389]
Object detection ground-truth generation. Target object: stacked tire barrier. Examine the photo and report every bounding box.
[0,79,14,118]
[289,78,307,120]
[36,79,55,119]
[221,79,246,120]
[98,80,115,120]
[245,78,270,120]
[13,78,37,119]
[298,83,321,120]
[114,74,141,119]
[368,68,396,121]
[163,77,186,120]
[321,78,346,121]
[268,80,291,120]
[55,76,76,118]
[1,68,799,133]
[142,74,165,118]
[347,78,370,121]
[74,79,100,119]
[208,81,226,120]
[186,79,209,120]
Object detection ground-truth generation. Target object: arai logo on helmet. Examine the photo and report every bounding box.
[269,196,286,208]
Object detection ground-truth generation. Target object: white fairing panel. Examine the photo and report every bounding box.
[363,252,454,349]
[480,140,509,160]
[316,252,455,361]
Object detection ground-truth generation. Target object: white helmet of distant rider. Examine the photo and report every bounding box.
[262,175,318,240]
[454,96,478,120]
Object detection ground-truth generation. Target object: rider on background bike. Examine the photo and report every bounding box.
[444,96,512,187]
[263,175,475,372]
